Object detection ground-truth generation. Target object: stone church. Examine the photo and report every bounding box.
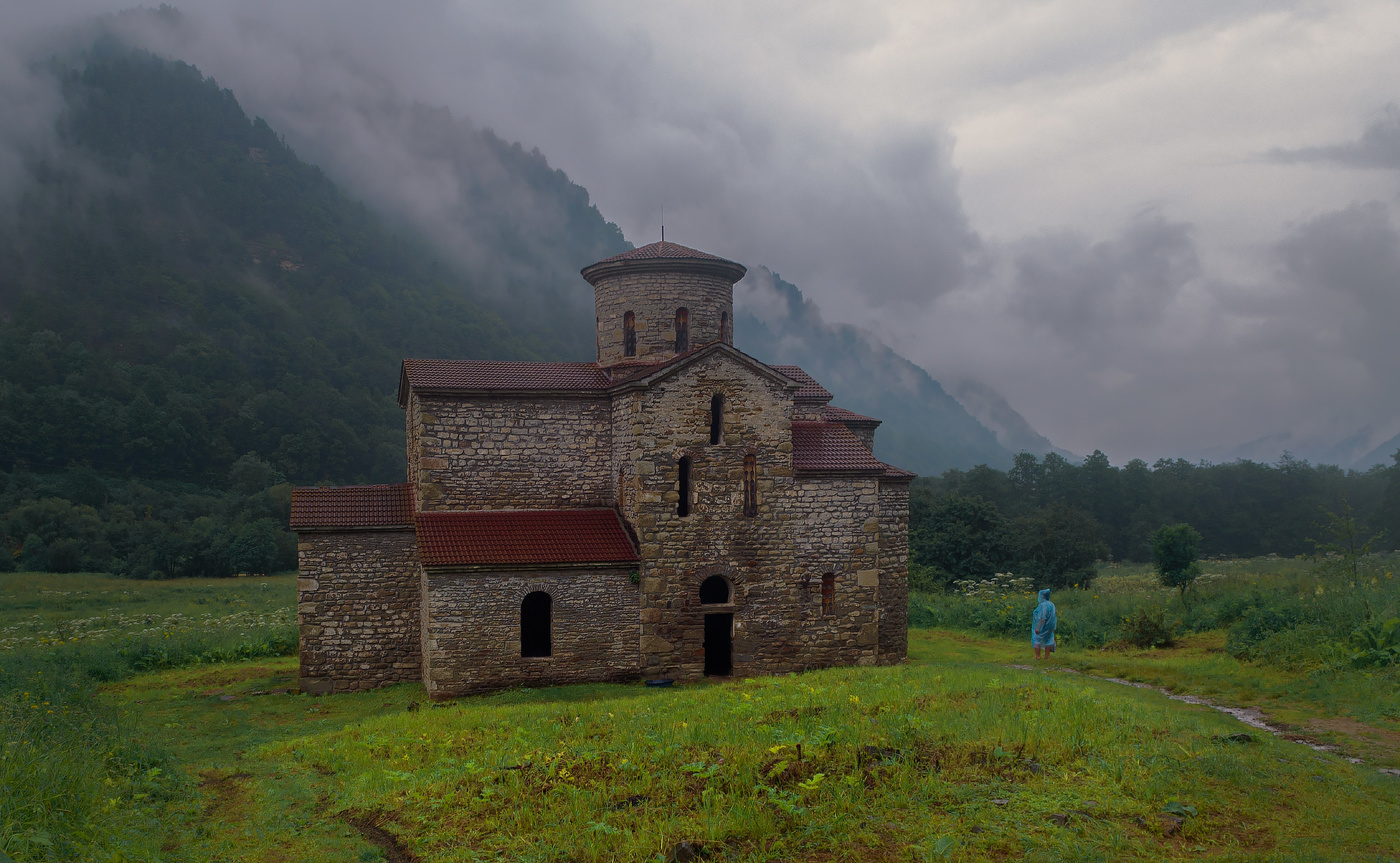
[291,242,913,698]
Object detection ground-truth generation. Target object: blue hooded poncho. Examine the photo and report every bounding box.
[1032,589,1057,647]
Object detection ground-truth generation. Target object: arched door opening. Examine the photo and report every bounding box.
[704,613,733,676]
[699,574,730,604]
[521,591,552,657]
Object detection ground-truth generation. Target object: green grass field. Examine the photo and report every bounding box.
[3,568,1399,862]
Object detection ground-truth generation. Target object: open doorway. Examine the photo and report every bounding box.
[704,613,732,676]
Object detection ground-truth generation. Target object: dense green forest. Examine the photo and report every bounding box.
[0,43,627,572]
[909,450,1400,590]
[5,42,1396,582]
[0,44,625,486]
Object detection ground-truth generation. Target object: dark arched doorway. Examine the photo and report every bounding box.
[521,591,552,657]
[704,613,732,676]
[699,575,732,676]
[699,575,730,604]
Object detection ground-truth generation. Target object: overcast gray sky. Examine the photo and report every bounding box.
[8,0,1400,464]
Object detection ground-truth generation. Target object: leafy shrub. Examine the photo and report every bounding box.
[1226,602,1307,658]
[1349,618,1400,668]
[1117,606,1175,648]
[1248,624,1345,671]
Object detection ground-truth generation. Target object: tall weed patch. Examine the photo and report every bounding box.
[911,555,1400,659]
[0,572,299,860]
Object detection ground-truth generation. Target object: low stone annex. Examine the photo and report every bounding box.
[291,242,914,698]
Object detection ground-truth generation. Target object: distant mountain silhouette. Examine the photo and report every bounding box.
[734,268,1013,475]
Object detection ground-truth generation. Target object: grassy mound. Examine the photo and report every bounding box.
[166,648,1399,861]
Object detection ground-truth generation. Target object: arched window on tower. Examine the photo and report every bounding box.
[674,307,689,353]
[623,311,637,357]
[677,456,692,517]
[521,592,552,657]
[821,574,836,616]
[709,393,724,445]
[720,311,729,344]
[743,453,758,517]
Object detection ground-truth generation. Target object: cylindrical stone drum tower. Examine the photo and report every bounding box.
[582,241,747,367]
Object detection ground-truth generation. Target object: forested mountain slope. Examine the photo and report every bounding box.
[0,44,626,487]
[735,270,1012,474]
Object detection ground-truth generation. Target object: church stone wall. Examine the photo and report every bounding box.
[595,270,734,366]
[788,475,883,668]
[877,481,911,663]
[408,393,613,512]
[626,354,819,680]
[297,530,421,694]
[421,569,639,698]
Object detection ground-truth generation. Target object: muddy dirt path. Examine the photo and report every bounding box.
[1007,663,1400,777]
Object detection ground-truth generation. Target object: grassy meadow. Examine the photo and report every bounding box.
[1,561,1397,861]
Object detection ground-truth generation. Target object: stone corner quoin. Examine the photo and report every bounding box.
[290,240,914,699]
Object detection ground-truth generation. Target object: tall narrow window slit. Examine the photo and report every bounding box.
[743,454,758,518]
[710,393,724,445]
[675,307,689,353]
[623,311,637,357]
[677,456,692,517]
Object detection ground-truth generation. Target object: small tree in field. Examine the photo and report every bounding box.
[1151,523,1202,608]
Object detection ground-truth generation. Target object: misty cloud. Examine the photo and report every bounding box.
[3,1,1400,465]
[1008,211,1201,343]
[1267,104,1400,170]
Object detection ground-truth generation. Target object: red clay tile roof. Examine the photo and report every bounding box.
[416,509,639,568]
[582,242,746,285]
[880,462,917,480]
[399,359,611,405]
[596,241,734,263]
[290,484,414,530]
[769,365,833,402]
[823,405,881,425]
[791,422,885,473]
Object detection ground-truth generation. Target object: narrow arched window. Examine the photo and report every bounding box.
[743,454,758,518]
[521,592,552,657]
[677,456,692,517]
[617,466,628,510]
[623,311,637,357]
[720,311,729,344]
[699,575,730,604]
[709,393,724,445]
[821,574,836,616]
[675,307,689,353]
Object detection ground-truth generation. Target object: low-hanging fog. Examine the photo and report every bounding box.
[5,0,1400,466]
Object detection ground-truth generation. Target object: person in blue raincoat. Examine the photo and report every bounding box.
[1032,588,1057,659]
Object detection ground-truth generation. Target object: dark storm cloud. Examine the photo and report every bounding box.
[1008,211,1201,342]
[1267,105,1400,170]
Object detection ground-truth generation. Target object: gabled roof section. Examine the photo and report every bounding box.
[581,241,746,285]
[823,405,881,426]
[290,483,414,531]
[607,341,802,394]
[770,365,833,403]
[416,509,639,569]
[791,421,885,474]
[399,359,611,406]
[880,462,917,481]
